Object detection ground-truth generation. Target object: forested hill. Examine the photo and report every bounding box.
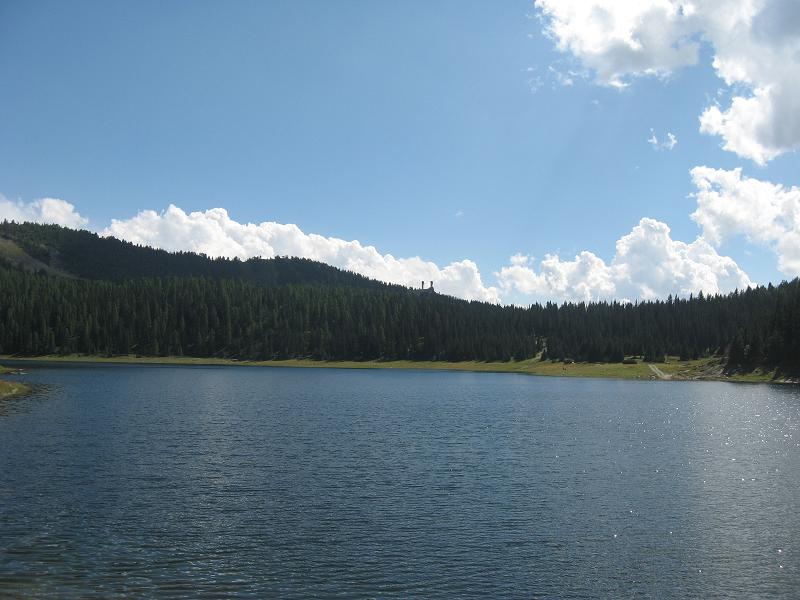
[0,221,383,289]
[1,221,800,370]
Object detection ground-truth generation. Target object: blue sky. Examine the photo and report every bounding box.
[2,1,799,303]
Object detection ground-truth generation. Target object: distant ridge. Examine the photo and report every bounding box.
[0,221,387,289]
[0,222,538,363]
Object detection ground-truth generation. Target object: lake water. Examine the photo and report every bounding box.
[0,364,798,598]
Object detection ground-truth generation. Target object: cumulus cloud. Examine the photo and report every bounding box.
[498,217,752,302]
[691,166,800,275]
[0,195,757,305]
[535,0,800,163]
[535,1,701,88]
[101,205,501,303]
[498,251,615,302]
[105,205,750,305]
[0,196,88,228]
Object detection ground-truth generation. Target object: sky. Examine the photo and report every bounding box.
[1,0,799,304]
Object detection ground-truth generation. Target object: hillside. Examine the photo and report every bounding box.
[0,221,541,362]
[0,221,385,289]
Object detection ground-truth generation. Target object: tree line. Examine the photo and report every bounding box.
[1,263,799,367]
[539,284,800,367]
[0,267,539,361]
[1,221,799,368]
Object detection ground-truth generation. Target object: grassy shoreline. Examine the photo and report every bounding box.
[1,354,792,384]
[0,364,32,399]
[0,379,31,400]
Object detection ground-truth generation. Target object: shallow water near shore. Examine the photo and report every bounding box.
[1,364,798,598]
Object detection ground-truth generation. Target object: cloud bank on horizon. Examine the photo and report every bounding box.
[498,217,750,302]
[535,0,800,165]
[5,170,788,305]
[0,196,88,230]
[101,205,502,303]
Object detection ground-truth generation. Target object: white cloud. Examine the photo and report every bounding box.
[535,0,800,163]
[0,196,88,228]
[535,1,700,88]
[509,253,531,266]
[498,217,752,302]
[0,195,757,305]
[111,206,750,305]
[690,166,800,275]
[498,250,616,302]
[648,129,678,150]
[101,204,501,303]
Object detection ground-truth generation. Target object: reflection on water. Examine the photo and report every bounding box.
[0,364,798,598]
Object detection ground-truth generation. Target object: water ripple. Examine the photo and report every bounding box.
[1,366,798,598]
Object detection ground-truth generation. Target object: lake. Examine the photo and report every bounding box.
[0,364,798,598]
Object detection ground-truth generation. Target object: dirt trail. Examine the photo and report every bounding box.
[648,364,671,380]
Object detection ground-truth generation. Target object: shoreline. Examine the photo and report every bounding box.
[0,365,32,399]
[1,354,791,384]
[0,379,32,400]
